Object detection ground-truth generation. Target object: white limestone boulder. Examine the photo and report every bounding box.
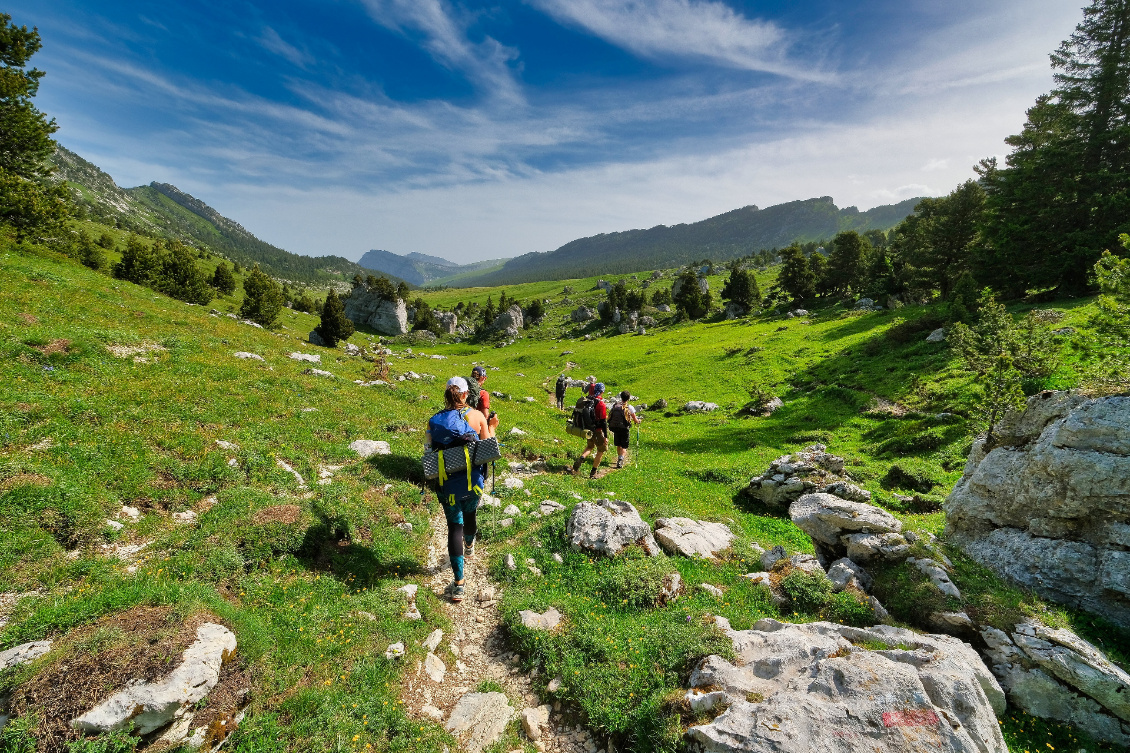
[445,692,515,753]
[653,518,734,559]
[566,500,661,557]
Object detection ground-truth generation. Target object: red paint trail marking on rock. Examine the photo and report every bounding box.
[882,709,939,728]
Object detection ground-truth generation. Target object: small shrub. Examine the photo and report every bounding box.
[825,589,875,627]
[780,568,833,612]
[594,550,677,609]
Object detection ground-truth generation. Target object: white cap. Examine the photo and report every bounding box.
[447,376,469,392]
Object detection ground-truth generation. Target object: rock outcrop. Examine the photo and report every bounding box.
[0,640,51,671]
[944,391,1130,627]
[491,304,524,335]
[981,621,1130,746]
[343,287,409,336]
[654,518,734,559]
[566,500,661,557]
[71,623,236,735]
[685,618,1007,753]
[571,305,596,322]
[789,492,904,566]
[744,445,864,509]
[437,311,458,334]
[445,692,515,753]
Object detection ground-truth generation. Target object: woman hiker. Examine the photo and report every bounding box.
[425,376,498,602]
[609,390,642,469]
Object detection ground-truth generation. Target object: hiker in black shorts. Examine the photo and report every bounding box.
[608,390,641,469]
[555,374,567,409]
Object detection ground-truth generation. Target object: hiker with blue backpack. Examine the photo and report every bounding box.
[570,382,609,479]
[425,376,498,602]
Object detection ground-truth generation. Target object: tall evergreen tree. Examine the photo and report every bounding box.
[826,231,870,296]
[720,261,761,313]
[240,265,285,327]
[0,14,70,240]
[211,262,237,295]
[979,0,1130,295]
[775,245,817,303]
[894,180,985,299]
[315,290,355,347]
[112,234,159,286]
[155,240,213,306]
[673,268,711,319]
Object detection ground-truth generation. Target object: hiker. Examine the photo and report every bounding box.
[425,376,498,602]
[555,374,567,409]
[468,365,490,414]
[609,390,642,469]
[571,382,608,479]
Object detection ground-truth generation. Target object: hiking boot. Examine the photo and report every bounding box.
[451,583,465,602]
[572,457,585,473]
[589,467,598,479]
[615,457,625,469]
[465,539,476,559]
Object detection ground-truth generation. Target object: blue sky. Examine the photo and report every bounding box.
[17,0,1083,262]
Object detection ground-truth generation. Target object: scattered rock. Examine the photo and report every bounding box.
[826,558,872,593]
[539,500,565,516]
[288,352,321,363]
[71,623,236,736]
[172,510,197,525]
[682,401,719,412]
[503,477,525,490]
[0,640,51,671]
[398,584,418,602]
[743,446,850,508]
[566,500,661,557]
[699,583,724,598]
[789,493,902,564]
[119,505,141,521]
[404,603,422,620]
[503,504,522,516]
[907,557,962,599]
[926,327,946,343]
[422,704,444,721]
[945,391,1130,627]
[982,622,1130,746]
[547,676,562,693]
[509,427,527,436]
[841,532,911,564]
[302,368,335,378]
[506,554,517,571]
[385,642,406,660]
[424,653,446,683]
[423,629,444,652]
[929,611,975,633]
[275,458,306,487]
[685,618,1007,753]
[653,518,734,559]
[350,439,391,458]
[519,607,561,631]
[105,519,124,531]
[445,692,515,753]
[571,306,596,323]
[343,287,409,336]
[232,352,263,361]
[760,545,787,571]
[521,705,552,741]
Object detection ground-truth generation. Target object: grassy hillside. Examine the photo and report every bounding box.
[457,196,921,287]
[52,146,398,288]
[1,236,1126,753]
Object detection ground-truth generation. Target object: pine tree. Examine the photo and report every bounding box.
[155,240,213,306]
[0,14,70,240]
[113,234,158,285]
[240,265,284,327]
[74,230,107,272]
[411,297,441,334]
[482,295,496,326]
[894,180,985,299]
[826,231,870,296]
[315,290,354,347]
[673,268,711,319]
[979,0,1130,295]
[775,245,817,303]
[211,262,236,296]
[720,262,761,313]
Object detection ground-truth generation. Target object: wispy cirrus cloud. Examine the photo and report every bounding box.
[526,0,829,81]
[255,27,313,68]
[357,0,522,102]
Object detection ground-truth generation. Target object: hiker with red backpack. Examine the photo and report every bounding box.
[609,390,642,469]
[570,382,609,479]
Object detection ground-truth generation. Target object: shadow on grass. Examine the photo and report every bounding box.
[366,453,426,484]
[298,507,423,586]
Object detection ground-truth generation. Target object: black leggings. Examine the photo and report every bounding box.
[448,508,478,560]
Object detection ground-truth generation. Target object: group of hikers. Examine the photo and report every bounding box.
[425,367,640,601]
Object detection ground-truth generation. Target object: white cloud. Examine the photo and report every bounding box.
[528,0,828,81]
[357,0,522,102]
[921,158,949,172]
[256,27,313,68]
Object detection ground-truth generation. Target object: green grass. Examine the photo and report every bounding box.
[1,233,1127,752]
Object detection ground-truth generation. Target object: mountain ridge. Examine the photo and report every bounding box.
[357,248,509,286]
[51,145,398,287]
[456,195,924,286]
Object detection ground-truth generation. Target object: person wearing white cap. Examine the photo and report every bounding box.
[425,375,499,602]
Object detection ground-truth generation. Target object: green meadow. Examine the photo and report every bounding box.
[1,235,1127,753]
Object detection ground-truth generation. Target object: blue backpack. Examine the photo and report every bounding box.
[428,409,486,503]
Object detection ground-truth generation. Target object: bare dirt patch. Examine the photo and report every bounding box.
[34,339,71,356]
[17,313,38,325]
[863,396,910,417]
[0,473,52,492]
[7,606,218,753]
[252,505,302,525]
[105,342,167,363]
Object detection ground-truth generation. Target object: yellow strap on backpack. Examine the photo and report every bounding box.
[437,451,447,486]
[464,446,473,491]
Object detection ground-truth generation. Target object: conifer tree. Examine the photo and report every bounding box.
[979,0,1130,295]
[826,231,870,296]
[211,262,236,295]
[240,265,284,327]
[155,240,213,306]
[720,262,761,313]
[74,230,107,272]
[315,290,355,347]
[113,234,158,286]
[673,268,711,319]
[775,245,817,303]
[0,14,70,240]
